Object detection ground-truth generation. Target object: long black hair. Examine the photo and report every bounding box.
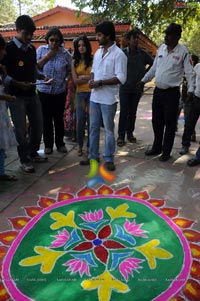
[73,35,93,69]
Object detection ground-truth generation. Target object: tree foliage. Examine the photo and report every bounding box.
[0,0,57,24]
[72,0,200,47]
[13,0,56,17]
[0,0,17,24]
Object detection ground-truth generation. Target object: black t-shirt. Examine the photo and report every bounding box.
[120,47,153,92]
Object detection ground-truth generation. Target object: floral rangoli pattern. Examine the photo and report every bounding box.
[0,186,200,301]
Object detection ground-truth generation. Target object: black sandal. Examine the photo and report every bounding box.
[127,136,137,143]
[117,138,125,147]
[0,174,18,181]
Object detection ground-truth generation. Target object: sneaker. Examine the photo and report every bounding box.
[30,155,48,163]
[104,162,116,171]
[57,146,68,153]
[45,147,53,155]
[20,162,35,173]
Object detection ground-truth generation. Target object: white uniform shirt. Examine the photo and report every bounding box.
[142,43,195,92]
[194,63,200,98]
[90,42,127,105]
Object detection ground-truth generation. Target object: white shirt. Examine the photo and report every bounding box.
[90,42,127,105]
[194,63,200,98]
[142,43,195,92]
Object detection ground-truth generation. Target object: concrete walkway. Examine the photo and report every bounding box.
[1,87,200,232]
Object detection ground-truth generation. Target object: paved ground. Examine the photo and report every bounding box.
[1,87,200,232]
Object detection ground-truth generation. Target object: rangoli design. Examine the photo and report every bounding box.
[0,186,200,301]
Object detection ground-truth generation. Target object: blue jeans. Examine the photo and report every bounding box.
[89,101,117,162]
[195,147,200,161]
[9,95,43,163]
[76,92,90,148]
[118,90,141,139]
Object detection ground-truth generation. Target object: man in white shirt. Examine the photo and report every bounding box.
[137,23,195,162]
[80,21,127,171]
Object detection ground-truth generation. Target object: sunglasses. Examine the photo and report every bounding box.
[49,38,60,43]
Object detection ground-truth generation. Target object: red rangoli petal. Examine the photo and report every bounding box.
[98,185,114,195]
[183,278,200,301]
[94,245,108,264]
[57,192,74,201]
[0,282,10,300]
[77,186,96,197]
[98,225,111,239]
[190,243,200,259]
[103,240,126,249]
[115,186,132,196]
[133,191,149,200]
[183,229,200,242]
[191,260,200,280]
[148,199,165,207]
[82,229,96,240]
[38,196,56,208]
[72,242,93,251]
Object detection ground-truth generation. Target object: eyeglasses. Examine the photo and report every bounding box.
[49,38,60,43]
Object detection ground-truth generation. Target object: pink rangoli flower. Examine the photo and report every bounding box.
[124,219,148,238]
[72,225,125,264]
[63,259,90,277]
[50,229,70,248]
[79,209,103,222]
[119,257,144,281]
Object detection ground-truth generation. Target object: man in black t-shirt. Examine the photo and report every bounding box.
[117,29,153,147]
[4,15,47,173]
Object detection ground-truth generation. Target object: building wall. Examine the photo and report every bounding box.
[33,7,89,27]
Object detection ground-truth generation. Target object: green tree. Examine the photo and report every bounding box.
[0,0,57,24]
[13,0,56,16]
[72,0,200,46]
[0,0,17,24]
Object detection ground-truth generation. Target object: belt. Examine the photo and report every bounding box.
[156,86,179,91]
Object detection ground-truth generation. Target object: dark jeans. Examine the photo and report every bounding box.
[151,87,180,155]
[177,98,195,136]
[118,90,142,139]
[76,92,90,149]
[9,95,43,163]
[182,95,200,147]
[38,91,66,149]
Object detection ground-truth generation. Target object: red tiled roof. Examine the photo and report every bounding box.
[32,5,89,22]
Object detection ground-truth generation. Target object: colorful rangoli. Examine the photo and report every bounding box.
[0,186,200,301]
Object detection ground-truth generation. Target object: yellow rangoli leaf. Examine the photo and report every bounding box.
[82,270,129,301]
[106,203,136,220]
[135,239,173,269]
[50,211,78,230]
[19,246,65,273]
